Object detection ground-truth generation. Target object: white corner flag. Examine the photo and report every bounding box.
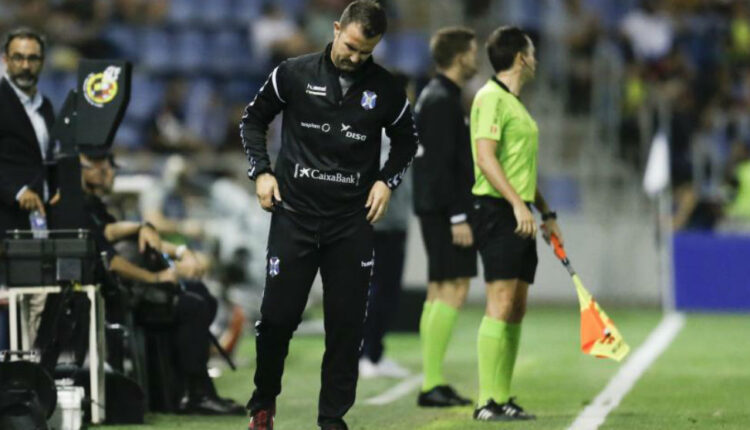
[643,131,671,197]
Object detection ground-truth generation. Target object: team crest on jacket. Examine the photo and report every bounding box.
[361,90,377,110]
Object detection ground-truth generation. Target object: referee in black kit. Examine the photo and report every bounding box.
[240,1,417,429]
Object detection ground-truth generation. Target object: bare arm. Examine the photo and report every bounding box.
[108,255,176,284]
[103,221,141,242]
[160,241,207,279]
[475,138,536,237]
[535,188,563,244]
[534,189,551,214]
[104,221,161,253]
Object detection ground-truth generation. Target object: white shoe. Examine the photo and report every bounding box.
[359,358,379,379]
[375,357,410,378]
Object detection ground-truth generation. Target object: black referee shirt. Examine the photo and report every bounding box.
[241,43,418,218]
[412,74,474,222]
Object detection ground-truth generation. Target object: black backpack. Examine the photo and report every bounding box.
[0,361,57,430]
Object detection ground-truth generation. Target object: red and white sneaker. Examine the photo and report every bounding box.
[248,405,275,430]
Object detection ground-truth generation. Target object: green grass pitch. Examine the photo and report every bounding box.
[99,306,749,429]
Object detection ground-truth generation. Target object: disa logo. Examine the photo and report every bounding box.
[83,66,121,108]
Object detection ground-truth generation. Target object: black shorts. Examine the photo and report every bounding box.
[418,214,477,282]
[472,197,538,284]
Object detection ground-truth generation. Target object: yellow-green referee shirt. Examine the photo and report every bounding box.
[470,77,538,202]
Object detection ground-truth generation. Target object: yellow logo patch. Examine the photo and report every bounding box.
[83,66,121,108]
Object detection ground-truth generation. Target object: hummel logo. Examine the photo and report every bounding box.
[341,123,351,132]
[306,83,327,96]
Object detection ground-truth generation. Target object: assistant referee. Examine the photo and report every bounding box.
[469,26,563,422]
[240,2,417,429]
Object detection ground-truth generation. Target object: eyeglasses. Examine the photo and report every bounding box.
[8,54,43,65]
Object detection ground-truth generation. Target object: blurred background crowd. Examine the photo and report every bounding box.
[2,0,749,308]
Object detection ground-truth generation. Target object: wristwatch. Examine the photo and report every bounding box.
[541,211,557,221]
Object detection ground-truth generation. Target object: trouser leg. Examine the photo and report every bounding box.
[362,230,406,362]
[248,209,319,411]
[317,215,373,422]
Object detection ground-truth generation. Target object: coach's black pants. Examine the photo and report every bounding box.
[248,206,374,423]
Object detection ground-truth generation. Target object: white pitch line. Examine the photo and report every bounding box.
[364,374,423,405]
[567,313,686,430]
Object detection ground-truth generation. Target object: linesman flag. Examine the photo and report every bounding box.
[547,232,630,362]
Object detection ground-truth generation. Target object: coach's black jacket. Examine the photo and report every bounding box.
[0,77,56,234]
[412,74,474,222]
[241,43,418,218]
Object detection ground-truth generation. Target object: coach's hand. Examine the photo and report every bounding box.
[366,181,391,224]
[256,173,282,212]
[18,189,45,215]
[512,202,536,238]
[451,222,474,247]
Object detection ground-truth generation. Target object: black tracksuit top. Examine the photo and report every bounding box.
[241,43,418,218]
[412,74,474,221]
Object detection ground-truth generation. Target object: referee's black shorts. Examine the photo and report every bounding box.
[472,196,538,284]
[418,214,477,282]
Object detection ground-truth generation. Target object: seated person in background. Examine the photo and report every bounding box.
[79,149,243,415]
[139,154,204,241]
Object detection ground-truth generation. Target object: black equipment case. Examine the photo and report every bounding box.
[0,231,97,287]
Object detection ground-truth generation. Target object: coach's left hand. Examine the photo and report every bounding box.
[366,181,391,224]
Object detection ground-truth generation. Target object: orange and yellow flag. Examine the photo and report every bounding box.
[573,274,630,361]
[548,233,630,362]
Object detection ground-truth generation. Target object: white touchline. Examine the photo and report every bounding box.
[364,374,424,406]
[567,313,686,430]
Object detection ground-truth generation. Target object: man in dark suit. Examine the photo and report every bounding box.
[0,27,57,237]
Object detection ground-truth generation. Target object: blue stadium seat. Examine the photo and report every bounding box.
[390,31,431,76]
[232,0,263,25]
[37,73,69,113]
[167,0,200,25]
[185,78,217,137]
[113,120,145,150]
[201,0,233,26]
[175,29,209,73]
[222,78,264,104]
[277,0,307,20]
[141,28,174,73]
[103,24,140,61]
[209,30,246,74]
[128,73,165,123]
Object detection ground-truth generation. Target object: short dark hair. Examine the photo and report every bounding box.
[339,0,387,39]
[486,26,530,73]
[3,27,46,56]
[430,27,476,69]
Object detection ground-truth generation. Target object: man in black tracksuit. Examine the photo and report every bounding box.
[412,27,478,407]
[240,2,417,429]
